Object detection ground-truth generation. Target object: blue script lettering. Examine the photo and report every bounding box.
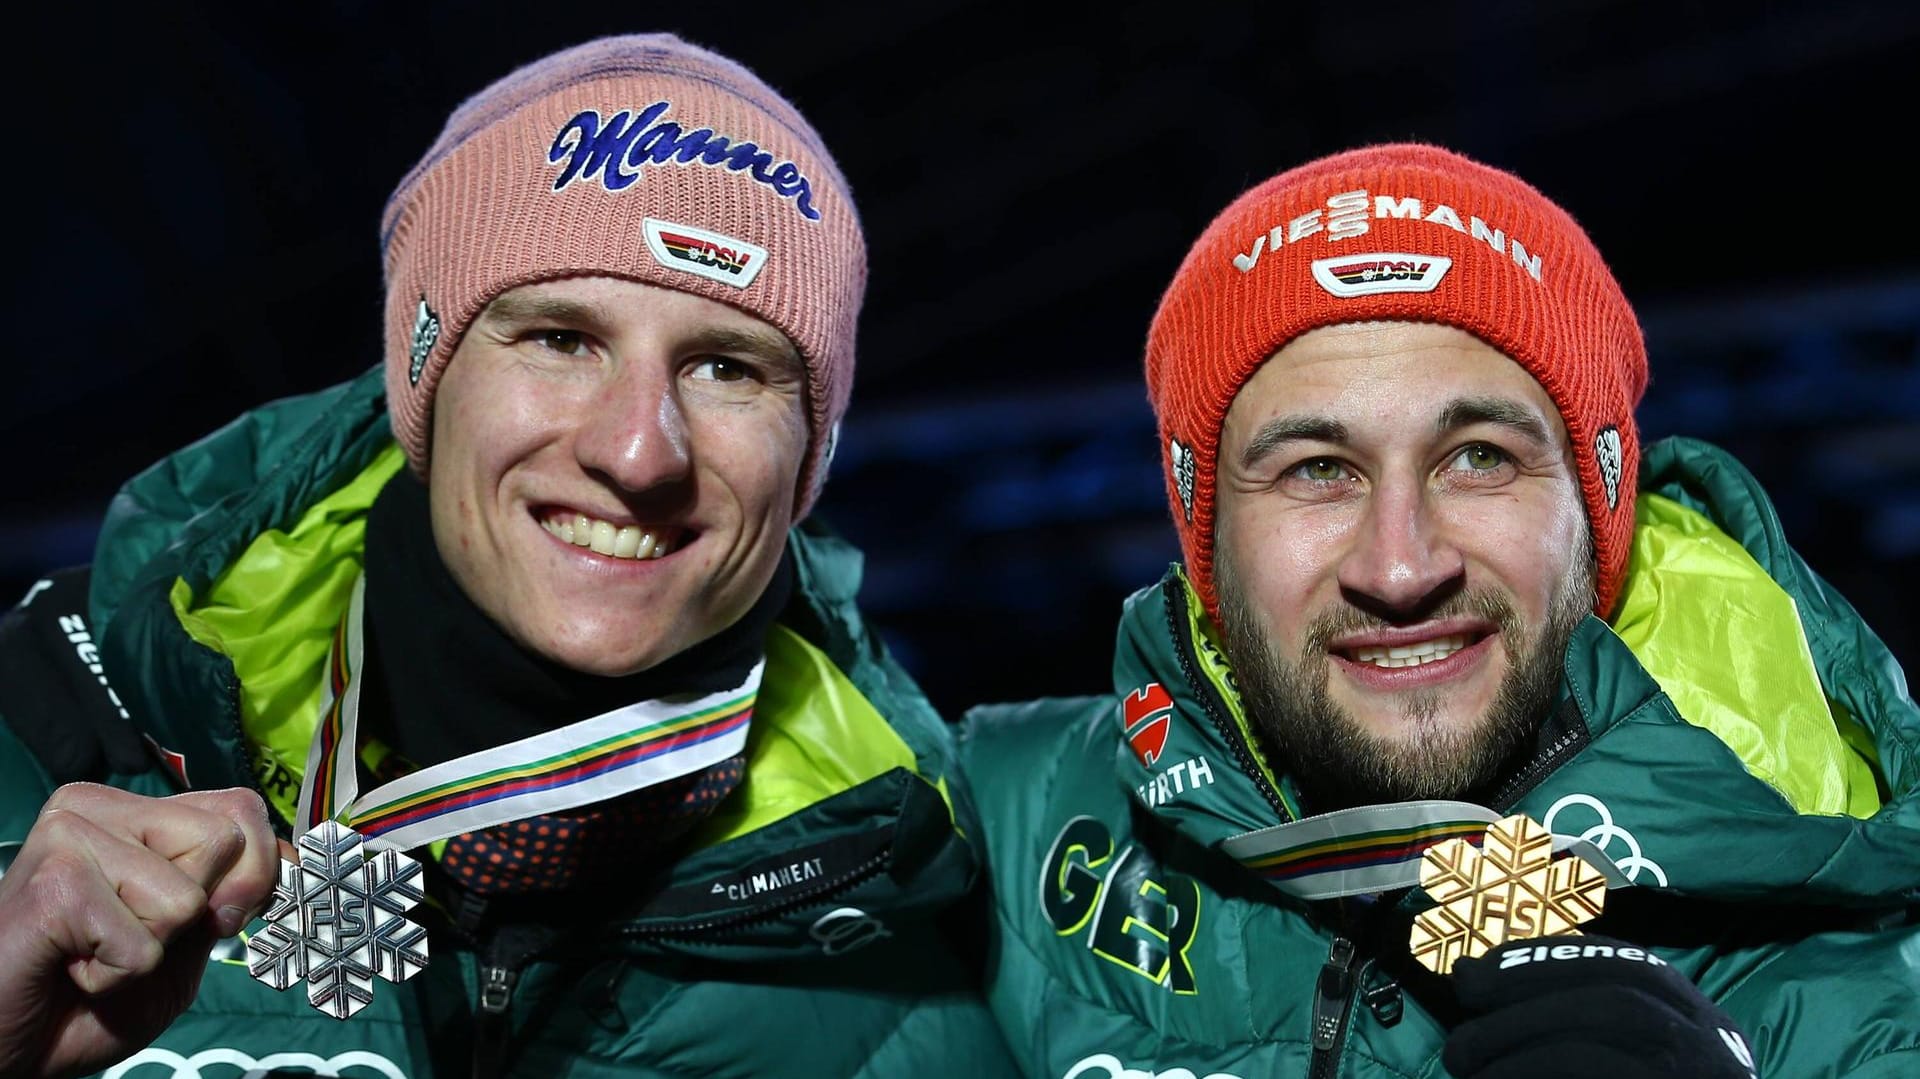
[547,103,821,221]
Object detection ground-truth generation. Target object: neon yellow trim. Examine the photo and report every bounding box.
[172,447,943,842]
[937,775,965,841]
[1176,567,1302,819]
[1613,493,1881,818]
[690,624,943,845]
[172,446,406,824]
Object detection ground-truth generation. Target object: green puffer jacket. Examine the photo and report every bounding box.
[959,438,1920,1079]
[0,366,1017,1079]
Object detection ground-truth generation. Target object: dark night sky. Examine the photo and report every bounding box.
[5,1,1917,715]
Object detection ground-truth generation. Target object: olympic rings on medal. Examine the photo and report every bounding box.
[1543,793,1669,887]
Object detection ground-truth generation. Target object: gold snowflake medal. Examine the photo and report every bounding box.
[1410,813,1608,976]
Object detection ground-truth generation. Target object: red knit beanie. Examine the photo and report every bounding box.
[1147,143,1647,622]
[381,34,866,517]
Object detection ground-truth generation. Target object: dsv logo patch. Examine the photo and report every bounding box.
[643,218,769,289]
[1040,816,1202,993]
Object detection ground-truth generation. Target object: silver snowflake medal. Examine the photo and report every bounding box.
[246,820,429,1019]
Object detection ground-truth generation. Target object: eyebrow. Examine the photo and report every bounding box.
[477,294,613,330]
[684,326,804,374]
[1434,395,1554,447]
[1237,395,1555,471]
[1240,415,1350,470]
[477,294,803,373]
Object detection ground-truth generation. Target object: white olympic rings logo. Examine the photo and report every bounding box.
[1542,793,1669,886]
[104,1047,408,1079]
[1063,1053,1245,1079]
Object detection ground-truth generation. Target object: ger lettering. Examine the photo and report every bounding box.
[547,102,821,221]
[1041,816,1202,994]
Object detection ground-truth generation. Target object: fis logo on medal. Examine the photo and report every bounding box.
[1122,683,1174,767]
[643,218,768,288]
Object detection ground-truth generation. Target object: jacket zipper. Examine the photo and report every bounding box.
[1483,699,1588,810]
[454,842,888,1078]
[453,892,542,1079]
[473,964,521,1079]
[620,849,890,939]
[1163,579,1292,823]
[1307,935,1371,1079]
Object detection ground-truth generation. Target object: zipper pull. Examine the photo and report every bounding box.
[472,964,520,1079]
[479,965,519,1015]
[1361,969,1403,1027]
[1311,936,1356,1051]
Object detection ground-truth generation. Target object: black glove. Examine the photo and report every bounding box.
[1445,934,1759,1079]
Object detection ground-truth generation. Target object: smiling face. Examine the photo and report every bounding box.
[1213,321,1595,810]
[426,275,808,677]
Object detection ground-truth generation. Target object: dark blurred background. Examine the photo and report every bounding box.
[5,1,1917,721]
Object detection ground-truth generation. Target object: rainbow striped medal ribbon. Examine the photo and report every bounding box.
[247,574,759,1019]
[1219,800,1627,902]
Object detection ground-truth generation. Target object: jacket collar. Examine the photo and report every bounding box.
[89,367,981,955]
[1111,528,1920,907]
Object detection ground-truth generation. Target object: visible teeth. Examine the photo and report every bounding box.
[1352,634,1469,668]
[541,512,677,561]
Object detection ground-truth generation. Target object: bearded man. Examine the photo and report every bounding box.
[959,144,1920,1079]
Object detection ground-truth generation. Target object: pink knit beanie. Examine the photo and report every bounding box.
[380,34,866,515]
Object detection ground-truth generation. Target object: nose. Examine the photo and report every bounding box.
[571,364,693,494]
[1336,475,1465,618]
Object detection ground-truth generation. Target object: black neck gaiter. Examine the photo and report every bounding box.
[356,469,792,771]
[352,471,793,898]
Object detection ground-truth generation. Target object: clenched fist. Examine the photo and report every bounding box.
[0,784,286,1079]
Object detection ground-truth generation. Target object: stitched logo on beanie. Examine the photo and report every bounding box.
[1594,426,1624,511]
[1309,253,1452,297]
[641,218,769,289]
[548,103,821,221]
[1169,437,1196,523]
[408,297,440,385]
[1232,190,1543,283]
[806,420,841,507]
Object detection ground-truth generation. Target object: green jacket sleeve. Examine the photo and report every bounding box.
[1709,923,1920,1077]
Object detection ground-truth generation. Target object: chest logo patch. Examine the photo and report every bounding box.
[1040,816,1202,994]
[1122,683,1174,767]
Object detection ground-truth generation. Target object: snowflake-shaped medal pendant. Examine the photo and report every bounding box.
[246,821,430,1018]
[1408,813,1607,976]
